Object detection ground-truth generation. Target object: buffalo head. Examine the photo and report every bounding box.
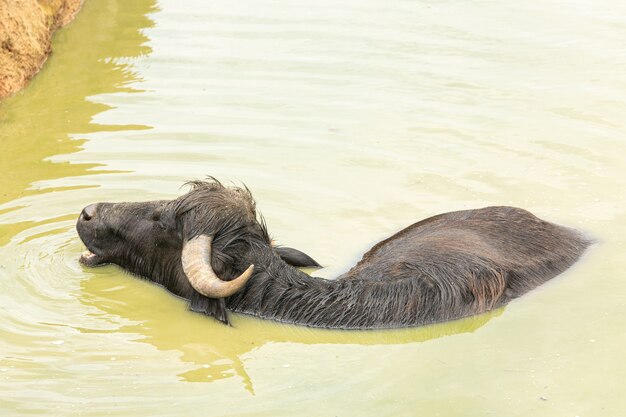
[76,179,318,323]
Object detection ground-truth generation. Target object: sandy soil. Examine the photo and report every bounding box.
[0,0,84,98]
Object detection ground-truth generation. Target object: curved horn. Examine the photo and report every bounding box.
[181,235,254,298]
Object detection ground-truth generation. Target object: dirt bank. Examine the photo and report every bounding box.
[0,0,84,98]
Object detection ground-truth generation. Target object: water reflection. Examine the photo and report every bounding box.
[1,0,623,414]
[79,267,502,392]
[0,0,156,208]
[0,1,158,411]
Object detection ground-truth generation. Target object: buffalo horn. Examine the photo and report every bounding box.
[181,235,254,298]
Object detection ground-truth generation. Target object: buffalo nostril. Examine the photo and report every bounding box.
[81,204,97,221]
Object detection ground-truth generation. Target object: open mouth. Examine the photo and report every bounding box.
[79,250,108,267]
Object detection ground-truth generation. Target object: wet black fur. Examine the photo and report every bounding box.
[77,179,592,329]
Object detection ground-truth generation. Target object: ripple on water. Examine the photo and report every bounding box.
[2,0,626,415]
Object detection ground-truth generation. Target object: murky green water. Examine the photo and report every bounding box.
[1,0,625,415]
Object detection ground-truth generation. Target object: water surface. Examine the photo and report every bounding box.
[1,0,625,415]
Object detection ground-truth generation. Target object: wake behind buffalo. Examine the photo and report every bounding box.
[76,179,591,329]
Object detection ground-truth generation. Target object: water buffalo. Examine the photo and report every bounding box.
[76,179,591,329]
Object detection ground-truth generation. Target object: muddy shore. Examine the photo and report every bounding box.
[0,0,84,98]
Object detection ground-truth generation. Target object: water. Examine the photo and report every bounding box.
[1,0,625,415]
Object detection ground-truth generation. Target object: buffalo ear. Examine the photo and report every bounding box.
[275,246,321,268]
[189,292,230,325]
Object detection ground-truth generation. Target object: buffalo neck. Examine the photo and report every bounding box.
[224,249,461,329]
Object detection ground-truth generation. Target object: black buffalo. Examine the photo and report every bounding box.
[76,179,591,329]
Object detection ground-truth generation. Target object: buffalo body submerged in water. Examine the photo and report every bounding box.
[76,179,591,329]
